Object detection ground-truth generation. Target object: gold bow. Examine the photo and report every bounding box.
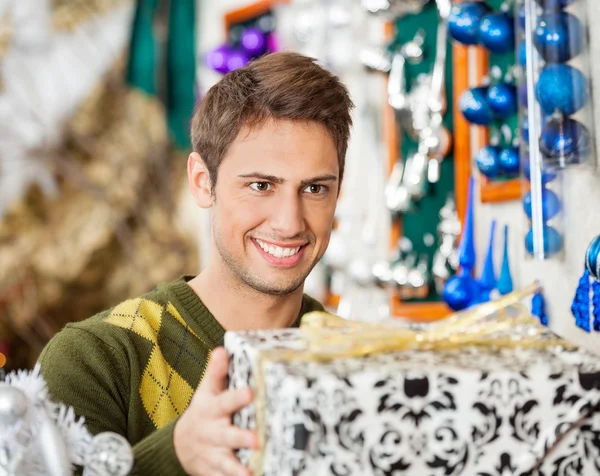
[299,282,573,359]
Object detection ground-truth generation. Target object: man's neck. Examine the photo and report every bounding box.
[187,262,304,332]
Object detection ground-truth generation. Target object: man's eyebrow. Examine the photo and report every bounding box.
[299,175,338,188]
[238,173,284,184]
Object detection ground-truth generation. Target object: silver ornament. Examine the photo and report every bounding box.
[0,383,28,427]
[83,432,133,476]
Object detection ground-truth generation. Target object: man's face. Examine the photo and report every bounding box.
[211,119,339,295]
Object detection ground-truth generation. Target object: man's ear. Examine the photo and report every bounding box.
[187,152,214,208]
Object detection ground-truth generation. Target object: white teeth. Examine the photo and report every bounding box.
[256,240,302,259]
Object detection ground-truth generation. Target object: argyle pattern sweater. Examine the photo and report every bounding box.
[38,276,324,475]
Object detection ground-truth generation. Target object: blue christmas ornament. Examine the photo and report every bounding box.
[518,82,528,108]
[458,177,476,272]
[475,145,502,179]
[459,87,495,125]
[443,269,481,311]
[525,225,563,256]
[535,0,579,11]
[478,220,497,303]
[585,235,600,280]
[499,147,520,176]
[479,13,515,54]
[518,41,527,67]
[539,116,591,165]
[497,225,513,296]
[534,12,584,63]
[486,83,517,118]
[536,64,589,115]
[523,157,557,184]
[523,187,561,221]
[448,1,490,45]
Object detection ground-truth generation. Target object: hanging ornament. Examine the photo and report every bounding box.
[479,12,515,54]
[586,235,600,280]
[523,157,557,183]
[486,83,517,118]
[442,177,479,311]
[497,225,513,295]
[535,0,579,11]
[571,264,591,331]
[577,235,600,332]
[240,27,268,58]
[532,292,548,325]
[522,187,561,221]
[448,1,491,45]
[459,87,495,125]
[478,220,497,303]
[539,116,591,165]
[536,64,589,115]
[206,45,234,74]
[226,49,250,72]
[475,145,502,178]
[499,146,520,176]
[525,224,563,256]
[534,12,583,63]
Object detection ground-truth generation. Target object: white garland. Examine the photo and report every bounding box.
[0,365,133,476]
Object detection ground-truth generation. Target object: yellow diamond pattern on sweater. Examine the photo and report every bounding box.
[105,298,194,428]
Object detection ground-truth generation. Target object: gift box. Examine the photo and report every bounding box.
[226,287,600,476]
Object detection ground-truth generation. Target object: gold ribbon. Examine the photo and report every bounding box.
[299,282,574,360]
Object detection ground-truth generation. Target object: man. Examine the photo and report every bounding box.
[38,52,354,475]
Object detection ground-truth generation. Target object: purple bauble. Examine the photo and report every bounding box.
[499,146,520,176]
[226,48,250,72]
[536,64,588,115]
[459,86,495,125]
[475,145,502,178]
[240,27,267,58]
[206,45,233,74]
[479,12,515,54]
[539,116,591,165]
[448,1,491,45]
[486,83,517,118]
[534,12,583,63]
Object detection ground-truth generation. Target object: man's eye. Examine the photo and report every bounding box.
[250,182,272,192]
[304,184,327,194]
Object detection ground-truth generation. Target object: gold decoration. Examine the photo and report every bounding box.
[52,0,133,32]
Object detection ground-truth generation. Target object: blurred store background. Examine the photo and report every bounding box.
[2,0,600,371]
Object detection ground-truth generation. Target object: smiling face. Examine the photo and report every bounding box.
[206,119,339,295]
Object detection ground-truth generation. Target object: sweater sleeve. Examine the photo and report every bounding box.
[37,326,188,476]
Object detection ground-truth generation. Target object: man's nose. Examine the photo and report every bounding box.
[268,192,306,238]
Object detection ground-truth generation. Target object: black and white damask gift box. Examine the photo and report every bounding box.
[226,324,600,476]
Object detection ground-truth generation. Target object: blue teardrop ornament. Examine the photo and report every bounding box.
[523,187,561,221]
[479,13,515,54]
[536,64,589,115]
[499,147,520,176]
[479,220,497,302]
[525,225,563,256]
[460,87,495,125]
[475,146,502,179]
[449,1,491,45]
[457,177,476,272]
[539,116,591,165]
[585,235,600,280]
[534,12,584,63]
[487,83,517,119]
[497,225,513,296]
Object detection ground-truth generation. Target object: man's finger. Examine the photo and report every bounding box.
[214,388,253,417]
[200,347,230,394]
[211,451,252,476]
[206,425,258,450]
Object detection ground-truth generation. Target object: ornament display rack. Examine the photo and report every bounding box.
[474,0,522,203]
[383,4,472,322]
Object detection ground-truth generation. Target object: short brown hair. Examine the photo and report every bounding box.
[191,52,354,189]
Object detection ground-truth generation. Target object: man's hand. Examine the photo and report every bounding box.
[174,347,258,476]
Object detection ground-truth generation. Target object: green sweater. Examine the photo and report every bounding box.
[38,276,324,475]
